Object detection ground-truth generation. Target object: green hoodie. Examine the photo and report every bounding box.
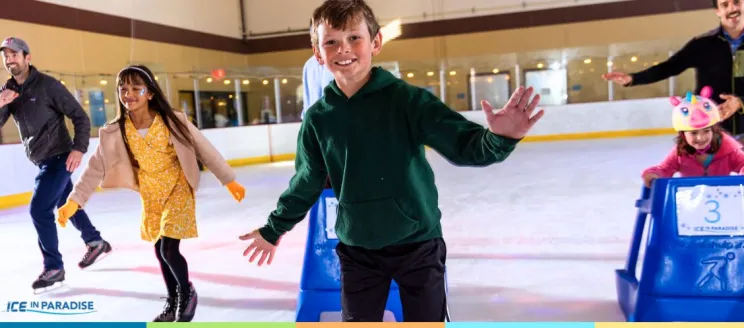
[258,66,520,249]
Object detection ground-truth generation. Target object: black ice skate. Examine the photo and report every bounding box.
[32,268,65,292]
[153,295,177,322]
[79,240,112,269]
[175,283,197,322]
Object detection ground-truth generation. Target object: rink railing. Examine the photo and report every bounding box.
[0,96,674,209]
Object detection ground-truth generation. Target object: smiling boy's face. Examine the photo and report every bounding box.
[313,15,382,84]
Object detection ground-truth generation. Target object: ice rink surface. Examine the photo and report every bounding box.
[0,135,677,322]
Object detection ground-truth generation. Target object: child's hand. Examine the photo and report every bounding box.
[226,181,245,202]
[642,173,659,188]
[239,230,279,266]
[57,200,80,228]
[482,86,544,139]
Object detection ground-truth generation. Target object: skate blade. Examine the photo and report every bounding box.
[79,250,112,270]
[33,281,67,295]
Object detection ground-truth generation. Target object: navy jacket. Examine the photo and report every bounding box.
[0,65,90,164]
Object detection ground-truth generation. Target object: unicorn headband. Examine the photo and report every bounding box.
[117,66,154,83]
[669,86,721,132]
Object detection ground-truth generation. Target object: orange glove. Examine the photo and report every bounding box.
[226,181,245,202]
[57,200,80,228]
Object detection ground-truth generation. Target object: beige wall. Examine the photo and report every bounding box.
[0,17,248,143]
[34,0,631,39]
[0,8,718,143]
[37,0,243,38]
[248,9,717,67]
[246,10,713,110]
[243,0,629,35]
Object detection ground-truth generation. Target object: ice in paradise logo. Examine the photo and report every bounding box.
[3,300,96,315]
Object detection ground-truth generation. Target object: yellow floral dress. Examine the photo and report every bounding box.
[125,114,197,243]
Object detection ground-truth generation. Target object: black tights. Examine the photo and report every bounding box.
[155,236,190,296]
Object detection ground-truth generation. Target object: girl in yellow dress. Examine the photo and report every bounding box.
[56,65,245,322]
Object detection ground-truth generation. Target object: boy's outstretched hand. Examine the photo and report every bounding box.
[239,230,279,266]
[483,86,544,139]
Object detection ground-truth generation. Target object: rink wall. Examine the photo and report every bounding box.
[0,97,673,209]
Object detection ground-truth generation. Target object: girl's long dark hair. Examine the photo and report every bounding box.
[109,65,195,168]
[676,124,722,156]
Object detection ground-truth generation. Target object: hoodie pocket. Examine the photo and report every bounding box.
[335,197,419,249]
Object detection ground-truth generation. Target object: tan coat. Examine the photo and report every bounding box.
[69,111,236,207]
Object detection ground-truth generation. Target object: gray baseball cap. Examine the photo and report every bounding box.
[1,37,29,54]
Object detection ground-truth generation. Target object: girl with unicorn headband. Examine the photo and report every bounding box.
[643,86,744,187]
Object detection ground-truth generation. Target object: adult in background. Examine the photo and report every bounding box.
[0,37,111,291]
[301,23,336,189]
[301,53,334,118]
[603,0,744,141]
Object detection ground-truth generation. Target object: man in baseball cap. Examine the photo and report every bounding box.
[0,36,30,54]
[0,36,112,291]
[0,37,30,79]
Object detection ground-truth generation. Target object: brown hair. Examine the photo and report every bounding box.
[676,124,723,156]
[310,0,380,47]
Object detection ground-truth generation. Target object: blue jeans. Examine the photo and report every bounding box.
[31,152,102,270]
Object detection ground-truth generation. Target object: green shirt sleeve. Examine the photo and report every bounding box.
[409,88,521,166]
[258,116,327,245]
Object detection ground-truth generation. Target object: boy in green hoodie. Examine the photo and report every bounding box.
[239,0,544,322]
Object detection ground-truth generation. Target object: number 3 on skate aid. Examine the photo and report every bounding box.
[704,199,721,223]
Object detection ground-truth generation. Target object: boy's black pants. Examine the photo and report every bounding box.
[335,237,449,322]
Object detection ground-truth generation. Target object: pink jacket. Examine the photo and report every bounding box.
[643,133,744,178]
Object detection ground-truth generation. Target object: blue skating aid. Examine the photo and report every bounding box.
[616,175,744,321]
[295,188,404,322]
